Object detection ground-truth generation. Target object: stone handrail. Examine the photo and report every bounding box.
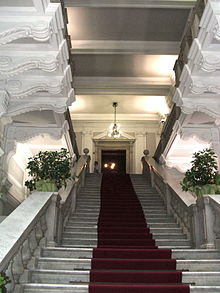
[153,104,181,162]
[142,157,220,249]
[0,191,59,292]
[0,155,89,292]
[143,158,196,243]
[174,0,207,87]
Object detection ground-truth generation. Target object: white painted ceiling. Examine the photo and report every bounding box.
[66,1,191,122]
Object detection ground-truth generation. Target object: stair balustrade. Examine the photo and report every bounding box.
[142,157,220,250]
[0,155,90,293]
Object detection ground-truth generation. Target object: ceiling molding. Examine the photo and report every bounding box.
[64,0,195,9]
[74,76,172,95]
[70,113,160,121]
[71,40,180,55]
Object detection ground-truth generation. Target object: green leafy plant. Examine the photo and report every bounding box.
[25,148,72,192]
[181,148,220,196]
[0,271,10,292]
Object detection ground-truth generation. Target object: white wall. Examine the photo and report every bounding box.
[73,120,159,174]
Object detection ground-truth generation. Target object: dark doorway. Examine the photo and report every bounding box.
[101,150,126,173]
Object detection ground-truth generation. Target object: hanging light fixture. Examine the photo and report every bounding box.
[108,102,121,139]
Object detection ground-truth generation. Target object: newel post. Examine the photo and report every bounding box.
[45,193,61,247]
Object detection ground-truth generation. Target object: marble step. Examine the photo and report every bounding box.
[61,238,97,246]
[42,247,220,260]
[61,239,191,248]
[64,226,183,234]
[29,269,220,286]
[22,283,220,293]
[62,231,187,240]
[41,247,93,259]
[146,217,176,223]
[172,249,220,260]
[37,257,220,272]
[156,238,191,246]
[22,283,88,293]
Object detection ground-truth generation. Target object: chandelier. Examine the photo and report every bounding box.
[108,102,121,139]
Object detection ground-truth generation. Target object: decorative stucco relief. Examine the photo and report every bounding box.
[0,22,51,45]
[0,56,58,77]
[0,79,63,99]
[0,90,9,117]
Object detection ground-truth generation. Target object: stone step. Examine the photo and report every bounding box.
[177,260,220,272]
[62,231,186,240]
[30,269,89,284]
[37,257,91,270]
[42,248,220,262]
[22,284,88,293]
[63,227,183,234]
[153,233,187,239]
[29,269,220,286]
[146,217,175,223]
[37,257,220,272]
[65,222,97,228]
[61,238,97,246]
[156,239,191,246]
[41,247,93,259]
[172,249,220,260]
[151,227,183,233]
[62,232,97,239]
[64,227,97,233]
[147,222,179,228]
[69,216,99,221]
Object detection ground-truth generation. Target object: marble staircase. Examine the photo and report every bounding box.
[22,174,220,293]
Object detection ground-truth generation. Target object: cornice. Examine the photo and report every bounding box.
[74,76,172,95]
[71,40,180,55]
[64,0,195,8]
[70,113,160,121]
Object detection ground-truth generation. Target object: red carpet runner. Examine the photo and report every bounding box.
[89,174,190,293]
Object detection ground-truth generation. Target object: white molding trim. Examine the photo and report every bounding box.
[71,40,180,55]
[64,0,196,8]
[74,76,172,95]
[70,113,160,121]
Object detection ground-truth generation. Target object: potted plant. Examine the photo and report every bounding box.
[25,148,72,192]
[0,271,10,293]
[180,148,220,196]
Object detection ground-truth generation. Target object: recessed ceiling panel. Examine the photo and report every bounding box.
[67,7,189,41]
[70,95,169,115]
[73,54,177,77]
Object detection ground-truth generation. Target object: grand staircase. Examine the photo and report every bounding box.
[22,174,220,292]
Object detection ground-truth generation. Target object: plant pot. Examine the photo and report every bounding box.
[35,180,58,192]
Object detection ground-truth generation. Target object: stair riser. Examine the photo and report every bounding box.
[23,286,88,293]
[172,250,220,260]
[30,271,89,284]
[37,260,220,272]
[156,239,191,246]
[30,271,220,286]
[183,274,220,286]
[41,249,93,259]
[37,260,91,270]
